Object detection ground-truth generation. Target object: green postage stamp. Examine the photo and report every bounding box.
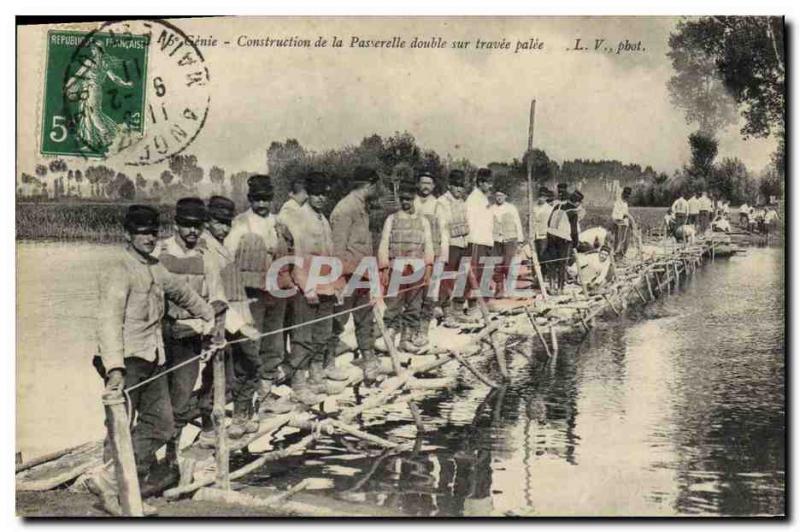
[40,30,149,158]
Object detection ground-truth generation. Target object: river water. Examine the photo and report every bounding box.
[16,242,784,516]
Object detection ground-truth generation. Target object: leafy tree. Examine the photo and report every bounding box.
[667,20,738,135]
[686,132,718,181]
[169,154,204,192]
[209,165,226,194]
[135,173,148,197]
[85,165,116,198]
[230,170,252,206]
[160,169,175,188]
[35,164,47,179]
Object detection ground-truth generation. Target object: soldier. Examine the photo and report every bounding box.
[490,183,524,298]
[554,182,569,206]
[88,205,215,515]
[413,170,448,348]
[226,175,294,411]
[197,196,280,445]
[329,166,382,381]
[283,172,345,404]
[698,190,713,234]
[378,173,434,352]
[671,192,690,229]
[688,191,701,226]
[437,169,471,327]
[611,186,634,260]
[531,186,553,264]
[152,198,229,472]
[465,168,494,319]
[546,190,584,293]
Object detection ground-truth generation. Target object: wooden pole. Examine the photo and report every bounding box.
[103,392,144,517]
[212,311,230,491]
[524,308,552,359]
[467,267,509,379]
[525,99,549,301]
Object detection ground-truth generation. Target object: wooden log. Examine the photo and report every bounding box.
[103,392,144,517]
[645,271,655,300]
[632,283,648,304]
[372,307,403,376]
[602,294,621,317]
[466,268,509,379]
[193,487,373,517]
[406,401,426,433]
[524,307,552,359]
[15,442,95,474]
[212,312,230,491]
[329,419,403,449]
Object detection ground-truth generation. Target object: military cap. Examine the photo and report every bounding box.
[397,173,417,196]
[622,186,632,197]
[247,174,274,200]
[416,170,435,182]
[353,166,379,184]
[124,204,159,233]
[495,181,512,196]
[570,190,585,203]
[175,197,207,225]
[305,171,330,196]
[537,186,551,198]
[476,168,493,183]
[448,169,465,186]
[207,195,235,223]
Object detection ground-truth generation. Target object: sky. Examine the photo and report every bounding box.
[17,16,779,183]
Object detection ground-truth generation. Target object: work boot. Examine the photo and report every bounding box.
[197,429,216,449]
[139,462,179,499]
[229,406,259,439]
[308,361,329,394]
[258,394,295,414]
[373,328,396,353]
[290,371,325,407]
[360,349,382,382]
[324,360,351,382]
[459,305,482,323]
[86,467,122,516]
[398,328,418,353]
[412,321,430,350]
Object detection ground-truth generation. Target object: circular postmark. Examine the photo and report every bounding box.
[62,18,210,166]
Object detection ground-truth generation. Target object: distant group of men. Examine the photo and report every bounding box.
[91,164,632,513]
[664,189,780,239]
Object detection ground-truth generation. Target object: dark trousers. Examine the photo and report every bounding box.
[547,235,572,290]
[287,294,336,370]
[103,357,174,481]
[165,335,202,438]
[468,243,493,300]
[698,211,710,233]
[384,281,424,332]
[688,213,698,225]
[534,238,548,264]
[331,280,375,357]
[198,333,261,421]
[245,287,287,379]
[492,240,517,295]
[442,245,469,306]
[613,222,629,258]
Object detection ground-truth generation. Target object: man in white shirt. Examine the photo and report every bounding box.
[688,192,701,226]
[764,207,779,236]
[465,168,494,313]
[698,191,713,233]
[738,202,750,228]
[611,186,634,259]
[671,193,690,229]
[490,183,524,298]
[531,186,553,263]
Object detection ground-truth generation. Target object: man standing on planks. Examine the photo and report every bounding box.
[378,172,434,352]
[611,186,634,260]
[413,170,449,348]
[671,192,690,231]
[153,198,229,477]
[329,166,382,381]
[698,190,713,234]
[226,175,295,411]
[464,168,495,319]
[282,171,348,404]
[88,205,215,516]
[688,191,701,227]
[490,182,524,298]
[531,186,553,264]
[546,190,584,293]
[437,169,472,327]
[196,196,275,446]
